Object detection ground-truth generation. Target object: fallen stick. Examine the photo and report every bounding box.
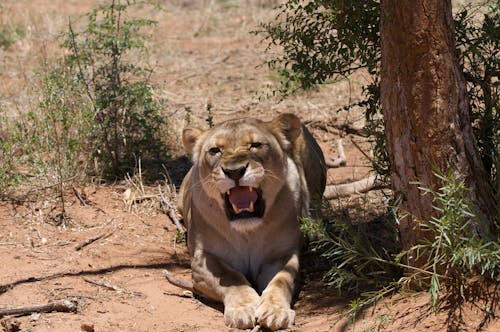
[0,299,77,318]
[82,277,142,297]
[306,120,365,137]
[0,242,21,246]
[158,187,186,235]
[75,231,114,251]
[162,270,193,292]
[72,185,88,206]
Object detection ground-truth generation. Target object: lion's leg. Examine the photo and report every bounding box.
[255,252,299,330]
[191,250,260,329]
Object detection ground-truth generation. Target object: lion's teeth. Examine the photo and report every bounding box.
[248,201,254,213]
[248,187,253,193]
[226,190,230,195]
[231,203,240,214]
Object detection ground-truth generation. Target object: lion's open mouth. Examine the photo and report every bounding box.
[224,186,265,221]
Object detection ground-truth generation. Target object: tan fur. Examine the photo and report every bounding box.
[178,113,326,330]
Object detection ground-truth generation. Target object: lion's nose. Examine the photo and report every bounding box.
[222,164,248,182]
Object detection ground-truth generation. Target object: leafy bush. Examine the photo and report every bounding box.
[454,2,499,200]
[0,0,168,202]
[63,0,168,177]
[404,172,499,307]
[0,107,21,194]
[305,173,499,316]
[302,211,401,292]
[260,0,499,188]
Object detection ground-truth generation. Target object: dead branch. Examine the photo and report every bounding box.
[0,242,21,246]
[306,120,365,137]
[75,230,114,251]
[326,139,347,168]
[82,277,143,297]
[26,175,78,194]
[72,186,88,206]
[324,175,386,199]
[0,299,77,318]
[162,270,193,292]
[193,0,214,37]
[158,187,186,234]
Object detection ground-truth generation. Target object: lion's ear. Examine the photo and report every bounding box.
[182,127,204,154]
[272,113,302,143]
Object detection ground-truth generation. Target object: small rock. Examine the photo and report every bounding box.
[29,313,41,321]
[81,322,95,332]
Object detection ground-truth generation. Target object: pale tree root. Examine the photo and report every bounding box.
[324,175,385,199]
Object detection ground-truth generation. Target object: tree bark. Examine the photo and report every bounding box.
[380,0,497,260]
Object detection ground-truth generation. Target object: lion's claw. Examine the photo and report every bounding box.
[255,301,295,331]
[224,305,256,329]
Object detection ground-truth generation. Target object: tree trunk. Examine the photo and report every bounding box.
[380,0,497,260]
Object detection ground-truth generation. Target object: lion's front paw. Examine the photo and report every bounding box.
[224,291,259,330]
[224,304,257,329]
[255,300,295,331]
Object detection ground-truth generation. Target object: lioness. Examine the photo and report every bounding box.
[178,113,326,330]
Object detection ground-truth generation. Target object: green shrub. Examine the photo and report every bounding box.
[0,0,168,201]
[403,172,499,307]
[0,24,25,49]
[0,107,20,194]
[454,1,499,200]
[306,173,499,317]
[63,0,168,177]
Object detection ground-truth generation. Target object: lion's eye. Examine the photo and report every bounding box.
[208,147,221,155]
[250,142,262,149]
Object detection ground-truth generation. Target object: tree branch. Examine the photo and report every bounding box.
[0,300,77,318]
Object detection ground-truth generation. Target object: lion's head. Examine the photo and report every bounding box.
[181,114,306,231]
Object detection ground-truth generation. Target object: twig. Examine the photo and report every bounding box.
[82,277,143,297]
[162,270,193,292]
[75,230,114,251]
[72,186,88,206]
[0,299,78,318]
[158,187,186,234]
[26,175,78,194]
[126,194,160,203]
[306,120,365,137]
[193,0,214,37]
[350,137,374,163]
[68,18,97,114]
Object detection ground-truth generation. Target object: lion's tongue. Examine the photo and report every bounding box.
[228,186,258,213]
